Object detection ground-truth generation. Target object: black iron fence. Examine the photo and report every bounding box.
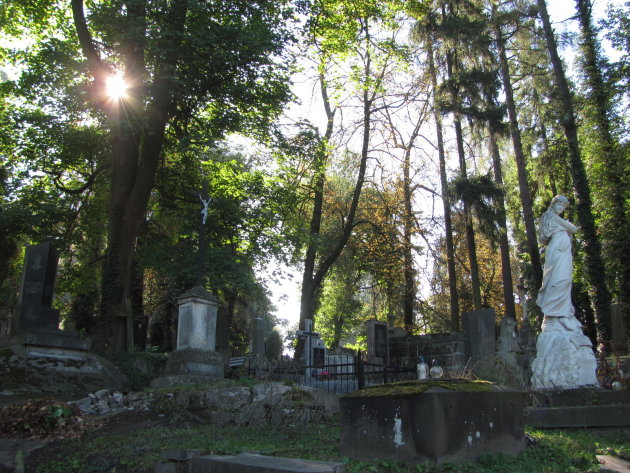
[246,353,416,395]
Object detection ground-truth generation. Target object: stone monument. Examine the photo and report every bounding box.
[296,319,327,377]
[152,286,223,386]
[0,242,127,395]
[531,196,598,389]
[15,242,60,332]
[462,308,496,366]
[366,319,388,363]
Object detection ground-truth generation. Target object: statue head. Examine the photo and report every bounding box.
[548,195,570,215]
[539,195,570,245]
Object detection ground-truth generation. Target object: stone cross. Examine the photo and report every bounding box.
[296,319,326,375]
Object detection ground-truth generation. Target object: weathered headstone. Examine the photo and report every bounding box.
[215,305,230,362]
[462,309,495,366]
[496,316,525,384]
[16,242,60,332]
[366,319,388,362]
[250,317,265,357]
[340,383,525,465]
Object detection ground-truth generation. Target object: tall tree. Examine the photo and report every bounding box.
[491,6,544,298]
[70,0,293,353]
[412,9,461,331]
[295,0,407,356]
[574,0,630,332]
[536,0,612,344]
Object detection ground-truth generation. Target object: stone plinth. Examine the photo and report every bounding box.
[526,388,630,429]
[151,286,223,386]
[164,349,223,377]
[340,381,525,465]
[176,286,218,351]
[531,316,598,389]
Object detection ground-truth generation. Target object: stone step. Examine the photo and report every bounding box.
[190,453,344,473]
[526,404,630,429]
[529,388,630,407]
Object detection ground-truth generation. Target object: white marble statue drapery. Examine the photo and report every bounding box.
[531,195,598,389]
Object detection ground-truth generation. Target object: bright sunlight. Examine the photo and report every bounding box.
[105,73,128,100]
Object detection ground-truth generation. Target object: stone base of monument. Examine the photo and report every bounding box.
[151,349,223,388]
[340,381,525,466]
[531,316,599,389]
[0,330,128,397]
[526,387,630,429]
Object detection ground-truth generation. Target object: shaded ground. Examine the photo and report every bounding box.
[0,388,629,473]
[25,409,178,473]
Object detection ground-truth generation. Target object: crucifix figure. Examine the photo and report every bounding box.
[196,183,210,286]
[199,192,212,225]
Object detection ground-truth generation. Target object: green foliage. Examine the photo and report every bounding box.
[449,173,503,246]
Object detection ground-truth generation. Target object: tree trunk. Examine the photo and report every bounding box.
[494,20,544,298]
[296,69,335,359]
[487,124,517,320]
[402,134,415,331]
[428,45,460,331]
[446,48,482,311]
[297,37,378,357]
[73,0,189,354]
[575,0,630,339]
[536,0,612,345]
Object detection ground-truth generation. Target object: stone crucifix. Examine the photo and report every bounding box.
[196,182,211,286]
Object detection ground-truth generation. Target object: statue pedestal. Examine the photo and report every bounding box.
[152,286,223,387]
[531,316,598,389]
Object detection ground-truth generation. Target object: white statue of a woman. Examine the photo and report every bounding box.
[531,195,598,389]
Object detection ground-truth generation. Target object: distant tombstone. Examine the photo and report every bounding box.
[296,319,326,376]
[462,309,496,365]
[16,242,60,333]
[611,302,628,355]
[215,305,230,360]
[251,317,265,357]
[313,346,326,368]
[367,319,388,362]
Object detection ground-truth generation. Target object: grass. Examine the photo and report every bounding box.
[34,416,629,473]
[36,421,339,473]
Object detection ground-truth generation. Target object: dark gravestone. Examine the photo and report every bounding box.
[462,308,496,365]
[215,305,230,361]
[374,323,388,358]
[16,242,60,332]
[312,347,325,368]
[251,317,265,357]
[340,384,525,465]
[366,319,388,362]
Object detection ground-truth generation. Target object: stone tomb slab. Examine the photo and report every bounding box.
[190,453,344,473]
[340,382,525,465]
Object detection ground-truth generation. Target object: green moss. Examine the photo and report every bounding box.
[341,379,495,399]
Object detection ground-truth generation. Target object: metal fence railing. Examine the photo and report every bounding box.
[246,353,416,395]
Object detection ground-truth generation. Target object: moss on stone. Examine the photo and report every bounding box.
[341,378,495,399]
